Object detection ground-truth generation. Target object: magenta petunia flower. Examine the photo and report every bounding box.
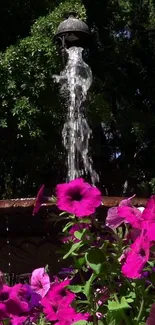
[95,287,110,306]
[105,195,139,229]
[118,206,143,229]
[11,316,27,325]
[126,228,141,243]
[6,283,41,316]
[33,185,45,216]
[42,301,89,324]
[11,312,39,325]
[121,232,150,279]
[106,207,126,229]
[41,279,76,322]
[56,178,102,217]
[23,284,41,308]
[43,305,75,322]
[30,267,50,298]
[146,303,155,325]
[0,285,12,319]
[117,195,155,241]
[48,279,72,296]
[41,279,75,309]
[140,196,155,241]
[55,308,89,325]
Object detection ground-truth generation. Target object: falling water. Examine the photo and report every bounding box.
[54,46,99,183]
[5,216,11,273]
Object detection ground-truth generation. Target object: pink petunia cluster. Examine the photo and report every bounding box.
[0,267,89,325]
[0,283,41,324]
[106,195,155,279]
[41,278,89,325]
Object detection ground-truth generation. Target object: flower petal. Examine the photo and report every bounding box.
[119,194,136,207]
[106,207,125,229]
[142,195,155,222]
[146,303,155,325]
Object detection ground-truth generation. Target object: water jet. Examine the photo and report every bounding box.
[53,13,98,183]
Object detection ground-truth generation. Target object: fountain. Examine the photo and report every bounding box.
[53,13,99,184]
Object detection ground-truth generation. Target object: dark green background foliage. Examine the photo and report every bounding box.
[0,0,155,198]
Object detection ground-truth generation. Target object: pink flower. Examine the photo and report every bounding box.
[56,309,89,325]
[41,279,75,308]
[33,185,45,215]
[0,285,11,319]
[95,287,109,306]
[11,313,39,325]
[118,206,143,229]
[146,303,155,325]
[106,195,138,229]
[52,308,89,325]
[30,267,50,298]
[140,196,155,241]
[121,232,150,279]
[41,279,76,322]
[46,305,75,322]
[6,284,40,315]
[56,178,102,217]
[126,228,141,243]
[118,196,155,241]
[42,302,89,325]
[106,195,155,241]
[11,316,27,325]
[118,196,155,230]
[96,312,103,319]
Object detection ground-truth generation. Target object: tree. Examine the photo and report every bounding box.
[0,0,59,51]
[84,0,155,196]
[0,0,85,198]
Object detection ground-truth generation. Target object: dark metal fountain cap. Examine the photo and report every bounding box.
[53,12,91,48]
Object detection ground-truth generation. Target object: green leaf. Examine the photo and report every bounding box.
[59,211,68,216]
[62,221,74,232]
[106,310,123,325]
[148,261,155,267]
[45,264,49,273]
[78,257,85,266]
[2,320,10,325]
[75,300,90,305]
[84,273,96,298]
[68,285,84,293]
[125,291,136,303]
[72,321,88,325]
[85,248,104,274]
[108,297,131,311]
[74,229,86,240]
[126,298,134,303]
[63,241,83,259]
[79,218,91,224]
[98,321,105,325]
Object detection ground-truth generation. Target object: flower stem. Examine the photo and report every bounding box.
[136,298,144,323]
[93,312,98,325]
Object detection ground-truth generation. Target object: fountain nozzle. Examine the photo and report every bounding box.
[53,12,91,51]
